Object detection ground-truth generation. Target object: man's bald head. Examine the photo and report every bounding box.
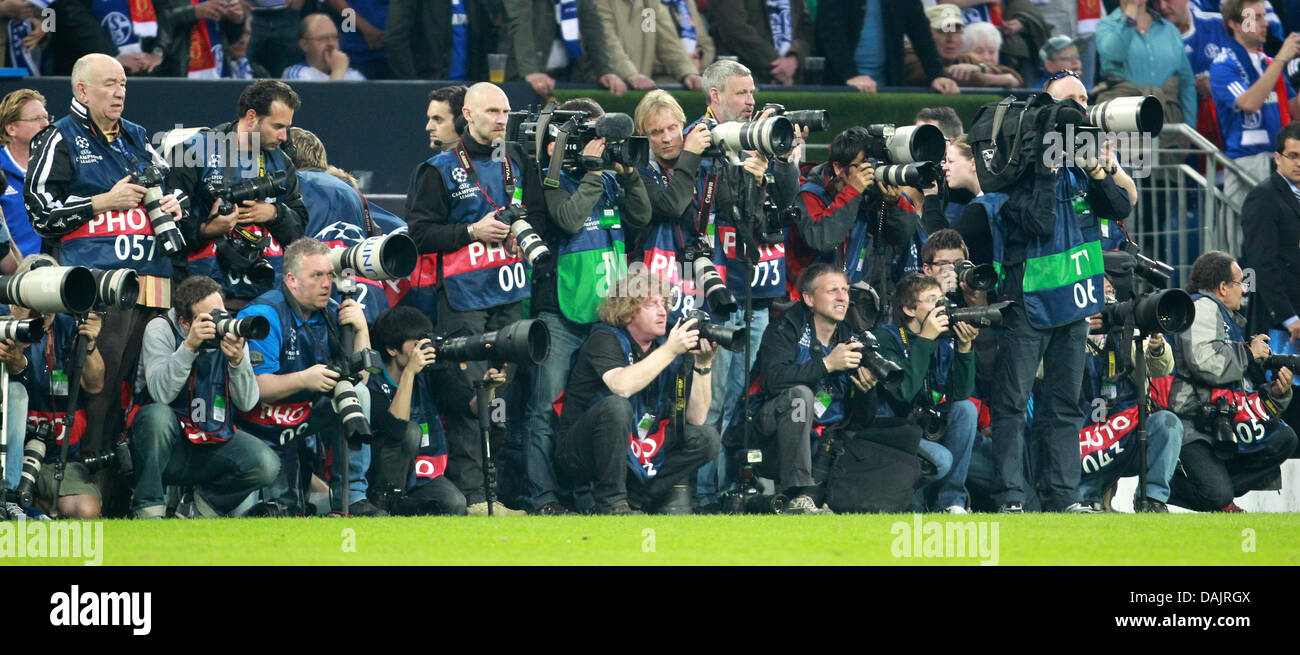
[462,83,510,145]
[72,54,127,128]
[1045,74,1088,110]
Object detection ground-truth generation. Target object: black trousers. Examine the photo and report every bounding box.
[556,395,719,509]
[436,294,522,504]
[1169,428,1298,511]
[368,420,422,495]
[87,305,164,452]
[750,386,817,492]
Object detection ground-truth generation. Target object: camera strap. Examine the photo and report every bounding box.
[695,167,718,235]
[456,139,515,212]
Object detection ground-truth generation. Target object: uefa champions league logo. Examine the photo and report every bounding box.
[452,167,468,184]
[315,221,367,245]
[75,136,89,151]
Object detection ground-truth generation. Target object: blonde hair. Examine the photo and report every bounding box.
[289,126,327,170]
[949,134,973,162]
[0,88,45,146]
[598,269,675,328]
[634,89,686,136]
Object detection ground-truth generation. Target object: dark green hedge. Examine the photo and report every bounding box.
[551,90,1006,144]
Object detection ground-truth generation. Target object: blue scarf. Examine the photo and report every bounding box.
[661,0,696,57]
[225,56,253,79]
[766,0,792,57]
[554,0,583,60]
[450,0,469,80]
[7,18,41,76]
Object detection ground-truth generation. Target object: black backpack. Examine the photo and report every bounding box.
[968,92,1084,193]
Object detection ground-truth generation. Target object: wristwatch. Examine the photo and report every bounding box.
[694,366,712,375]
[467,224,476,240]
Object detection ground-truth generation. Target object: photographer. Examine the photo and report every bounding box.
[522,98,651,515]
[405,82,546,515]
[235,238,385,517]
[129,275,279,519]
[25,54,186,458]
[742,264,879,513]
[168,80,308,310]
[1166,251,1298,511]
[368,306,496,516]
[792,126,922,298]
[1,255,104,519]
[987,86,1133,513]
[555,271,718,514]
[870,274,978,513]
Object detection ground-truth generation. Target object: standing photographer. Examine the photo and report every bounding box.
[129,275,279,519]
[167,80,308,310]
[555,271,718,514]
[522,98,651,515]
[987,87,1132,513]
[2,255,104,519]
[405,82,545,516]
[871,273,979,513]
[25,54,186,458]
[235,238,384,516]
[742,264,879,513]
[1166,251,1298,511]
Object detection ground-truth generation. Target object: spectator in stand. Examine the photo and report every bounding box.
[1,0,48,75]
[1211,0,1300,202]
[504,0,626,96]
[1034,0,1102,85]
[0,88,46,262]
[283,13,366,80]
[814,0,959,93]
[1096,0,1198,127]
[247,0,304,80]
[707,0,812,85]
[224,17,271,78]
[906,16,1023,88]
[1033,35,1083,89]
[914,106,963,140]
[594,0,703,90]
[1163,0,1232,99]
[153,0,246,78]
[46,0,164,75]
[386,0,498,81]
[945,0,1052,84]
[662,0,714,73]
[323,0,389,79]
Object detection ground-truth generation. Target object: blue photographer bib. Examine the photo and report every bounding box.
[161,316,235,444]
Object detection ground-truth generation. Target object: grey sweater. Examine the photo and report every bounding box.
[138,309,260,412]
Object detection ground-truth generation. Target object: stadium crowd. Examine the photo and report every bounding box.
[0,0,1296,519]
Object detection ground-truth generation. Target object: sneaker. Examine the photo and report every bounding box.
[943,505,969,514]
[5,502,27,520]
[998,502,1023,514]
[784,494,828,514]
[1063,502,1101,514]
[467,501,526,516]
[1134,498,1168,513]
[24,506,51,520]
[345,499,389,517]
[1220,502,1247,513]
[530,501,575,516]
[595,503,642,515]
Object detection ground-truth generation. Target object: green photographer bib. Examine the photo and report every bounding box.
[556,176,628,325]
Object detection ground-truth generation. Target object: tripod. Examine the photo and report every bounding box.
[474,377,498,516]
[1111,273,1153,510]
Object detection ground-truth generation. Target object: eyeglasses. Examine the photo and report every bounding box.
[14,115,50,123]
[1281,151,1300,161]
[1226,280,1244,288]
[927,259,961,268]
[1046,69,1082,85]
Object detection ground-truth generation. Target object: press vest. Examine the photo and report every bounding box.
[553,170,627,324]
[161,315,235,444]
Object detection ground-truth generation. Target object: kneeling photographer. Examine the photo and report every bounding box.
[130,276,279,519]
[738,264,882,514]
[235,238,384,516]
[554,271,719,515]
[521,98,652,515]
[871,273,979,514]
[4,255,104,519]
[1167,251,1298,511]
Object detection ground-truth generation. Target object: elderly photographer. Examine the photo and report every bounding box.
[130,275,278,519]
[1166,251,1298,511]
[555,271,718,514]
[235,238,383,516]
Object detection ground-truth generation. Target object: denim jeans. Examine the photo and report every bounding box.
[129,403,280,515]
[989,302,1089,509]
[1079,409,1183,504]
[4,382,27,490]
[916,399,978,509]
[521,311,590,509]
[699,306,769,499]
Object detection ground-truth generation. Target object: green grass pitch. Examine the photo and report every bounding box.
[8,513,1299,565]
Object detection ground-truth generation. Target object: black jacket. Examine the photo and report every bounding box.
[755,302,876,421]
[46,0,160,75]
[813,0,943,87]
[386,0,500,80]
[1242,171,1300,331]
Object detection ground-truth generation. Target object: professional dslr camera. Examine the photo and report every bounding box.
[131,165,188,256]
[849,330,904,386]
[506,102,650,181]
[684,309,744,352]
[862,123,945,189]
[698,115,795,165]
[1095,244,1194,335]
[204,171,291,289]
[682,237,737,315]
[199,308,270,351]
[760,103,830,132]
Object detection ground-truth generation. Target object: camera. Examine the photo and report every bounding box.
[330,378,371,443]
[90,268,139,311]
[0,318,44,343]
[329,234,419,281]
[684,309,744,352]
[760,103,830,132]
[201,308,271,351]
[682,238,737,315]
[433,318,551,366]
[941,299,1013,335]
[1092,288,1194,334]
[700,116,795,163]
[1198,395,1238,460]
[911,404,946,441]
[720,488,789,514]
[498,204,551,267]
[850,330,904,386]
[872,160,941,188]
[0,265,96,315]
[215,226,276,289]
[14,421,51,507]
[1086,96,1164,135]
[955,260,998,292]
[1263,354,1300,372]
[506,103,650,175]
[759,196,801,245]
[80,438,133,477]
[204,170,290,217]
[864,123,946,166]
[131,165,187,256]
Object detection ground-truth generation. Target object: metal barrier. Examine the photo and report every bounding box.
[1126,123,1262,284]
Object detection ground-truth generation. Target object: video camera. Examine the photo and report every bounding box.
[760,103,830,132]
[506,103,650,181]
[131,165,187,256]
[863,123,945,190]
